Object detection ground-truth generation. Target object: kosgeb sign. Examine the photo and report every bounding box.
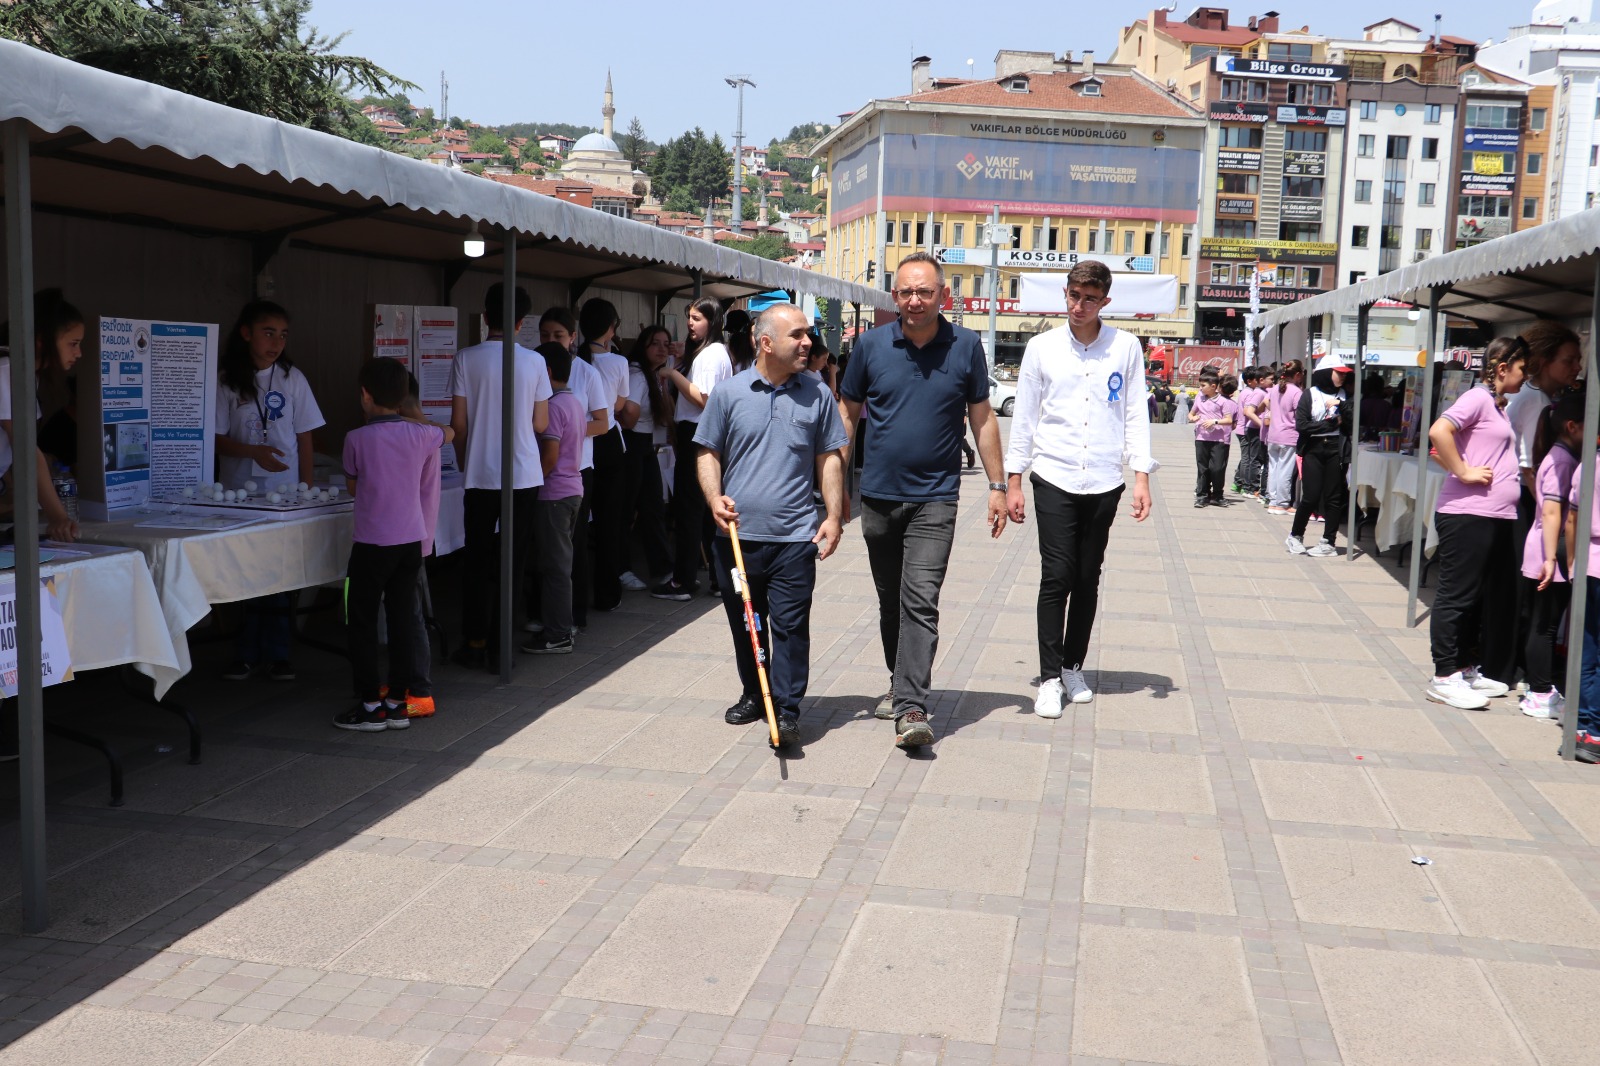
[871,134,1201,223]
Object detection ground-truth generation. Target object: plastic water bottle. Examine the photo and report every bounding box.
[51,467,78,523]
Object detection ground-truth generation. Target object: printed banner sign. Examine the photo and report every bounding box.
[1200,237,1338,262]
[1280,197,1324,221]
[1463,128,1520,152]
[1214,56,1349,81]
[1208,100,1271,123]
[1217,149,1262,171]
[1199,284,1324,305]
[0,576,72,697]
[937,248,1157,272]
[1276,105,1347,127]
[1460,173,1515,195]
[1283,151,1326,177]
[1217,197,1257,216]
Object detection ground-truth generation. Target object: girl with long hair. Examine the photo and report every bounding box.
[1262,359,1303,515]
[655,296,729,599]
[1424,336,1527,710]
[0,288,85,541]
[577,298,629,611]
[619,325,676,587]
[1520,393,1585,719]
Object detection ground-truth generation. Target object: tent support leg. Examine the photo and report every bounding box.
[1405,287,1441,629]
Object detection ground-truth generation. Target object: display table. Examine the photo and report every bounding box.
[1375,458,1445,555]
[1353,448,1407,513]
[37,543,182,683]
[76,510,354,698]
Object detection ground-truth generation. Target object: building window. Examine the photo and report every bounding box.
[1068,228,1079,251]
[1381,225,1403,249]
[1189,83,1202,99]
[1123,230,1136,254]
[1465,104,1520,129]
[1210,262,1233,284]
[1419,182,1435,205]
[1275,265,1296,286]
[1523,197,1539,220]
[1219,78,1266,101]
[1421,137,1439,160]
[1030,225,1042,249]
[1355,179,1372,202]
[1302,266,1322,288]
[1087,229,1097,251]
[1287,83,1333,105]
[1215,220,1257,238]
[1081,80,1102,97]
[953,222,965,246]
[915,221,926,246]
[1182,230,1192,257]
[1178,283,1188,304]
[1458,194,1512,218]
[899,220,911,244]
[1269,41,1314,59]
[1219,126,1264,148]
[1282,175,1325,198]
[1160,230,1171,258]
[1004,76,1030,93]
[1280,222,1322,242]
[1144,231,1155,255]
[973,273,984,298]
[1047,226,1059,250]
[1386,136,1410,159]
[1463,152,1517,176]
[1283,130,1328,152]
[1010,225,1023,248]
[1358,134,1374,157]
[1383,179,1406,204]
[1352,225,1369,247]
[931,222,943,246]
[884,219,895,245]
[1349,270,1366,285]
[1218,172,1260,194]
[1593,145,1599,167]
[1008,276,1019,298]
[1425,103,1442,124]
[1532,107,1547,131]
[1528,153,1542,176]
[1416,229,1432,251]
[1360,100,1378,120]
[1395,64,1420,80]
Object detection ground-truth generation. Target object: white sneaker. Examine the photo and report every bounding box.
[619,571,648,592]
[1520,689,1560,719]
[1285,535,1308,555]
[1306,541,1337,558]
[1426,673,1489,711]
[1034,677,1065,719]
[1461,667,1510,698]
[1061,668,1094,704]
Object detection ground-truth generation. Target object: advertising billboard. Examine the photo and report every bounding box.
[1217,149,1262,171]
[1463,128,1519,152]
[1276,105,1347,127]
[1280,197,1324,221]
[1283,151,1326,177]
[1199,284,1323,305]
[829,138,879,223]
[1200,237,1338,262]
[1460,173,1515,195]
[1214,56,1349,81]
[1209,100,1272,123]
[1217,197,1256,216]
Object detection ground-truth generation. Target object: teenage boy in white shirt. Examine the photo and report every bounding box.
[1004,260,1158,719]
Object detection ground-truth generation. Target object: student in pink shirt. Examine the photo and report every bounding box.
[1263,359,1303,515]
[1424,338,1527,711]
[336,358,454,732]
[1564,430,1600,761]
[1188,367,1235,506]
[1521,394,1585,719]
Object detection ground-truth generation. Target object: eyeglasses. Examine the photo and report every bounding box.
[1064,292,1106,307]
[892,287,939,302]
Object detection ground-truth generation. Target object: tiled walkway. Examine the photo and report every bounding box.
[3,423,1599,1065]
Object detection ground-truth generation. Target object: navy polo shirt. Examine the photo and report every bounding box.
[694,367,849,542]
[840,316,990,502]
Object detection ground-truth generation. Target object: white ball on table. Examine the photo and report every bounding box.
[213,482,224,496]
[297,482,309,492]
[328,485,341,499]
[222,490,236,503]
[268,492,282,504]
[183,486,195,498]
[244,480,258,493]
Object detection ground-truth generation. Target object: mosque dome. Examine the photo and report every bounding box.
[573,132,620,155]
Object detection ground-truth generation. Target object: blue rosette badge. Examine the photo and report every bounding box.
[264,391,287,422]
[1106,372,1123,403]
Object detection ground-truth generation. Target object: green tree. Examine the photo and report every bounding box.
[617,116,648,168]
[1,0,415,139]
[719,234,792,261]
[662,186,697,215]
[471,131,509,156]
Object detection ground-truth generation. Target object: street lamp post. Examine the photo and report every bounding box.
[725,76,756,232]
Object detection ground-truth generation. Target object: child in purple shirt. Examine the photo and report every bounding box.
[1564,423,1600,758]
[1425,337,1527,712]
[334,358,452,733]
[1188,367,1235,507]
[1521,394,1585,719]
[523,343,586,655]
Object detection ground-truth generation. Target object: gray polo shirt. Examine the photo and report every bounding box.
[694,366,848,542]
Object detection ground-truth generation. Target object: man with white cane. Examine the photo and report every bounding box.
[696,303,848,749]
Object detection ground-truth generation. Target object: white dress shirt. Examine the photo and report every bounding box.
[1004,321,1158,494]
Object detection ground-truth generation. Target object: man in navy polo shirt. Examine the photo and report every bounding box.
[696,303,848,750]
[839,252,1009,750]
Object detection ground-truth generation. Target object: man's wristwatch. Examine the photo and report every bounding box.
[989,481,1008,492]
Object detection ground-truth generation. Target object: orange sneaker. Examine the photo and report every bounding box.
[405,694,436,718]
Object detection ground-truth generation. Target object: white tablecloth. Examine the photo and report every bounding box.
[437,484,464,556]
[39,544,182,691]
[76,511,354,698]
[1353,448,1407,512]
[1373,458,1445,555]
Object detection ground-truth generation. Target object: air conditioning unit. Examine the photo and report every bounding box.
[1413,252,1428,263]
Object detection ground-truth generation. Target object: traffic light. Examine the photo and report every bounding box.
[865,260,876,283]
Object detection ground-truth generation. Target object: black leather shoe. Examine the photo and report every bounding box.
[725,694,763,724]
[776,712,801,748]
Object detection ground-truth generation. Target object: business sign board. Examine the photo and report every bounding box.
[1457,215,1513,241]
[1215,56,1349,81]
[1199,284,1324,305]
[1200,237,1338,262]
[1463,127,1520,152]
[1460,173,1515,196]
[933,247,1156,272]
[828,138,879,223]
[1276,105,1347,126]
[1283,151,1326,177]
[1217,197,1257,216]
[1208,100,1272,123]
[1280,197,1324,221]
[1217,149,1263,171]
[863,134,1201,223]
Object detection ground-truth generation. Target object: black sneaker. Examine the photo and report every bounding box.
[333,704,392,732]
[873,688,897,721]
[222,660,253,681]
[450,644,487,669]
[267,660,296,682]
[725,694,763,725]
[895,709,935,749]
[775,713,801,748]
[521,634,574,655]
[1193,498,1208,509]
[651,581,693,602]
[1575,732,1600,764]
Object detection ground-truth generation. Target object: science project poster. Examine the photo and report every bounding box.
[95,318,218,516]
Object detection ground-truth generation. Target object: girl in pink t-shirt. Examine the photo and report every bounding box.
[1263,360,1303,514]
[1424,338,1528,711]
[1520,394,1586,718]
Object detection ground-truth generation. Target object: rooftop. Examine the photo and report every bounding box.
[892,67,1202,120]
[486,174,642,202]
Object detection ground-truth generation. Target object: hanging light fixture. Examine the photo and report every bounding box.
[1407,305,1421,322]
[463,221,485,258]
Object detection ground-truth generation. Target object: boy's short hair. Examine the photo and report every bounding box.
[1197,366,1221,385]
[485,283,532,328]
[1066,260,1112,294]
[1242,366,1259,384]
[538,341,572,383]
[1220,374,1239,397]
[359,357,410,409]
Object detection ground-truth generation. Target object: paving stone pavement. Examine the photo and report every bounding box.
[4,421,1600,1065]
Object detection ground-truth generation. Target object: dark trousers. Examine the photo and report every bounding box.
[712,537,817,717]
[1430,512,1518,679]
[861,497,958,717]
[589,430,625,610]
[1292,440,1348,545]
[1194,439,1229,501]
[534,495,581,639]
[570,470,591,626]
[1233,432,1264,493]
[624,429,672,580]
[671,420,705,587]
[462,486,537,645]
[348,540,422,703]
[1512,486,1537,683]
[1033,476,1122,677]
[237,592,292,663]
[1580,577,1600,733]
[1525,578,1569,694]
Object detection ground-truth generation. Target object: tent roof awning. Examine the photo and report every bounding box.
[1258,208,1600,328]
[0,40,893,311]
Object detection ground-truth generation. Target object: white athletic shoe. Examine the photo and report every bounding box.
[1426,673,1489,711]
[1034,678,1065,719]
[1461,667,1510,698]
[1520,689,1562,719]
[1306,540,1337,558]
[1285,535,1308,555]
[618,571,648,592]
[1061,668,1094,704]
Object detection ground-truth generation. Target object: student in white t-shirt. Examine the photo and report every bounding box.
[0,288,86,543]
[578,298,631,612]
[536,308,608,631]
[215,300,327,683]
[656,296,731,600]
[448,284,552,671]
[620,325,675,588]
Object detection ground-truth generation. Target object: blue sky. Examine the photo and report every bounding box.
[311,1,1528,144]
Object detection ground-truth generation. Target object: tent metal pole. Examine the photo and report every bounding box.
[1560,259,1600,761]
[498,228,516,684]
[1348,303,1369,562]
[1406,286,1441,628]
[4,118,47,932]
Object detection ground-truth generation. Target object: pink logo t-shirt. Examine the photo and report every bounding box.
[1522,443,1579,580]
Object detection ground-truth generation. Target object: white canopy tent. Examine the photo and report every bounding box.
[1253,210,1600,766]
[0,40,892,933]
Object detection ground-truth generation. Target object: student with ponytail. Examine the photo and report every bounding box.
[0,289,85,542]
[655,296,731,600]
